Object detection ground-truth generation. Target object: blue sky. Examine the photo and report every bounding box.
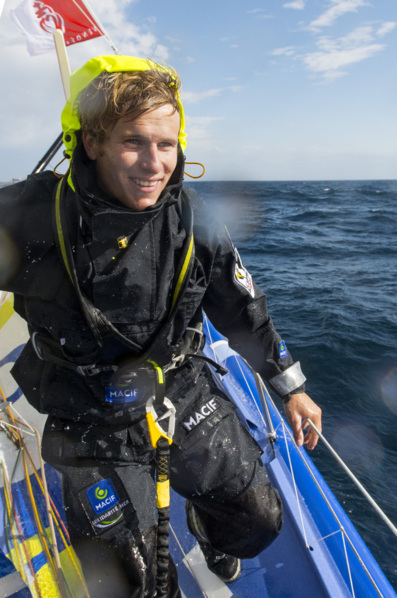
[0,0,396,181]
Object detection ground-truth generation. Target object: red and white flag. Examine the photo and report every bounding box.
[11,0,104,55]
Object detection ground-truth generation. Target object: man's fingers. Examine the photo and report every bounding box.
[284,393,322,451]
[304,427,319,450]
[290,417,304,447]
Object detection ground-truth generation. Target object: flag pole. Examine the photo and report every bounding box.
[32,30,70,173]
[80,0,119,53]
[52,29,71,99]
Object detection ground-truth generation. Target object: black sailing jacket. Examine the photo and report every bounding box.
[0,148,303,424]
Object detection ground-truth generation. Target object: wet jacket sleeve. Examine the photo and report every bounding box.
[0,173,60,295]
[192,192,306,400]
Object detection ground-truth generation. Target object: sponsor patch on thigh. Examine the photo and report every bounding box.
[79,474,135,535]
[181,398,220,432]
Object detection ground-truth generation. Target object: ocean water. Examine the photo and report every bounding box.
[191,179,397,590]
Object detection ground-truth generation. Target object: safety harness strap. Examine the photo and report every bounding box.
[31,331,117,377]
[49,177,196,377]
[54,177,142,353]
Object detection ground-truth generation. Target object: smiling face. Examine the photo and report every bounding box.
[83,104,180,211]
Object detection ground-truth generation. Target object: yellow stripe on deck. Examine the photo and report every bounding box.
[7,532,88,598]
[0,293,14,330]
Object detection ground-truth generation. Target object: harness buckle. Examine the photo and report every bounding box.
[164,354,186,373]
[146,397,176,448]
[76,364,101,377]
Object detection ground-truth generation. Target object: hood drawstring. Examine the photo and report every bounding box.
[184,162,206,179]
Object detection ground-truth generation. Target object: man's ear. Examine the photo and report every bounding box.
[82,131,98,160]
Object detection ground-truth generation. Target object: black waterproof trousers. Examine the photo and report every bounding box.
[42,366,283,598]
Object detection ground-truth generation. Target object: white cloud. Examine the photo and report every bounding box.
[219,37,240,47]
[302,24,389,79]
[283,1,306,10]
[186,116,224,139]
[271,46,296,56]
[229,85,243,93]
[377,21,397,37]
[183,85,242,104]
[247,8,273,19]
[308,0,368,31]
[316,26,374,50]
[183,89,223,104]
[303,43,384,78]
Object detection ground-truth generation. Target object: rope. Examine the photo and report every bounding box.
[4,401,72,544]
[155,436,172,598]
[281,417,311,549]
[306,418,397,538]
[1,460,44,598]
[184,162,206,179]
[1,456,26,581]
[266,402,384,598]
[21,446,61,587]
[18,413,73,597]
[341,528,356,598]
[0,389,90,597]
[21,438,88,596]
[0,390,62,591]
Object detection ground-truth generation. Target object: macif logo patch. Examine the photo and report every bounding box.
[279,340,288,359]
[105,385,139,403]
[86,478,120,515]
[182,399,220,432]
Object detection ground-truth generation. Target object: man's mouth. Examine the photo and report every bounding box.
[133,178,160,188]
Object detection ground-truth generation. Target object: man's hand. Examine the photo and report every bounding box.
[283,392,322,450]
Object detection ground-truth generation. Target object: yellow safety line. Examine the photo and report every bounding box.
[171,234,194,311]
[55,180,74,284]
[147,360,164,385]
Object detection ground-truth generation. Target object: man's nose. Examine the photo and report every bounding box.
[140,144,161,171]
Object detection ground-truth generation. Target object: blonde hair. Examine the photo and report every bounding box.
[78,64,181,144]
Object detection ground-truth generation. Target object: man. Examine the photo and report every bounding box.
[0,55,322,597]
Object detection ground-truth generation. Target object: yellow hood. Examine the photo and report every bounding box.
[61,55,187,162]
